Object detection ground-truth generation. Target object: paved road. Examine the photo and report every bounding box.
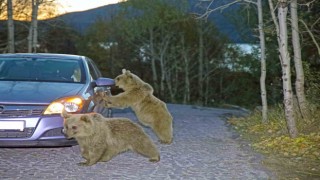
[0,104,273,180]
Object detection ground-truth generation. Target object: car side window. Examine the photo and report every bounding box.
[86,58,101,80]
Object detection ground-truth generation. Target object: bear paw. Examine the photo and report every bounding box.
[159,139,172,144]
[77,161,89,166]
[149,155,160,163]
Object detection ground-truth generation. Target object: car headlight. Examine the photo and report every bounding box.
[43,96,84,115]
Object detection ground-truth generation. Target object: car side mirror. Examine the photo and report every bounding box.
[93,77,115,87]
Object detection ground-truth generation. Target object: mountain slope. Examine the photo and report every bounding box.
[53,1,252,43]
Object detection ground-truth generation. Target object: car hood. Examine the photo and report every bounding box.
[0,81,86,104]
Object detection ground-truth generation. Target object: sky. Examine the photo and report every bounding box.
[57,0,122,13]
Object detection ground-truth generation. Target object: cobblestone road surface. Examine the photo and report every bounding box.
[0,104,274,180]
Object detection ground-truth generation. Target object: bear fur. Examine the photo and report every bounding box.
[97,69,173,144]
[62,111,160,166]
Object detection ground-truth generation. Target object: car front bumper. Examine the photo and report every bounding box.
[0,115,77,147]
[0,139,77,147]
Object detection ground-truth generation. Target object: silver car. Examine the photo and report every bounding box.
[0,53,114,147]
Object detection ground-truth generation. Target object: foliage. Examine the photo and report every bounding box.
[2,0,319,110]
[77,1,269,108]
[228,104,320,178]
[40,22,78,54]
[0,0,59,20]
[0,20,78,53]
[254,134,320,159]
[299,0,320,65]
[303,61,320,104]
[76,17,149,78]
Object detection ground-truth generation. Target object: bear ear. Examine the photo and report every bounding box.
[122,69,131,75]
[61,109,71,119]
[80,115,91,123]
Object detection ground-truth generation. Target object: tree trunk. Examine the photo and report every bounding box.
[159,55,165,99]
[278,1,298,138]
[290,0,308,119]
[165,67,176,103]
[148,28,159,95]
[220,75,223,102]
[28,0,39,53]
[7,0,15,53]
[28,27,32,52]
[183,60,190,103]
[159,34,170,99]
[257,0,268,123]
[198,22,204,105]
[181,36,190,104]
[204,65,210,105]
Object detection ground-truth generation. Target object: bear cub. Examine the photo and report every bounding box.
[97,69,173,144]
[62,111,160,166]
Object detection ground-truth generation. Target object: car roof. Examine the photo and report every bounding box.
[0,53,85,61]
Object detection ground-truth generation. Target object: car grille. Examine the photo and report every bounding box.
[42,128,64,137]
[0,127,34,138]
[0,109,43,118]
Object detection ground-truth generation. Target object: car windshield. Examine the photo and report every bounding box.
[0,57,85,83]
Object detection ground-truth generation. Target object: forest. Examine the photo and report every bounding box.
[1,0,320,136]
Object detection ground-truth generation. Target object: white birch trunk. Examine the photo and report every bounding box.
[257,0,268,123]
[290,0,308,118]
[7,0,15,53]
[278,1,298,138]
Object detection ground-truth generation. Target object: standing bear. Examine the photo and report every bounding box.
[62,111,160,166]
[97,69,173,144]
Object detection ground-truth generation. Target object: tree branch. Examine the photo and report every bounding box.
[298,0,316,6]
[268,0,280,45]
[300,19,320,57]
[311,17,320,29]
[197,0,257,20]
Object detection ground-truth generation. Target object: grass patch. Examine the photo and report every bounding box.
[228,103,320,179]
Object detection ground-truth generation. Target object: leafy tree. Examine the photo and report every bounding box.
[0,0,59,20]
[117,0,228,104]
[298,0,320,103]
[200,0,270,120]
[41,21,78,54]
[0,0,60,52]
[76,17,139,78]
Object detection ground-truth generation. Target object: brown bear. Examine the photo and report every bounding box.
[97,69,173,144]
[62,111,160,166]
